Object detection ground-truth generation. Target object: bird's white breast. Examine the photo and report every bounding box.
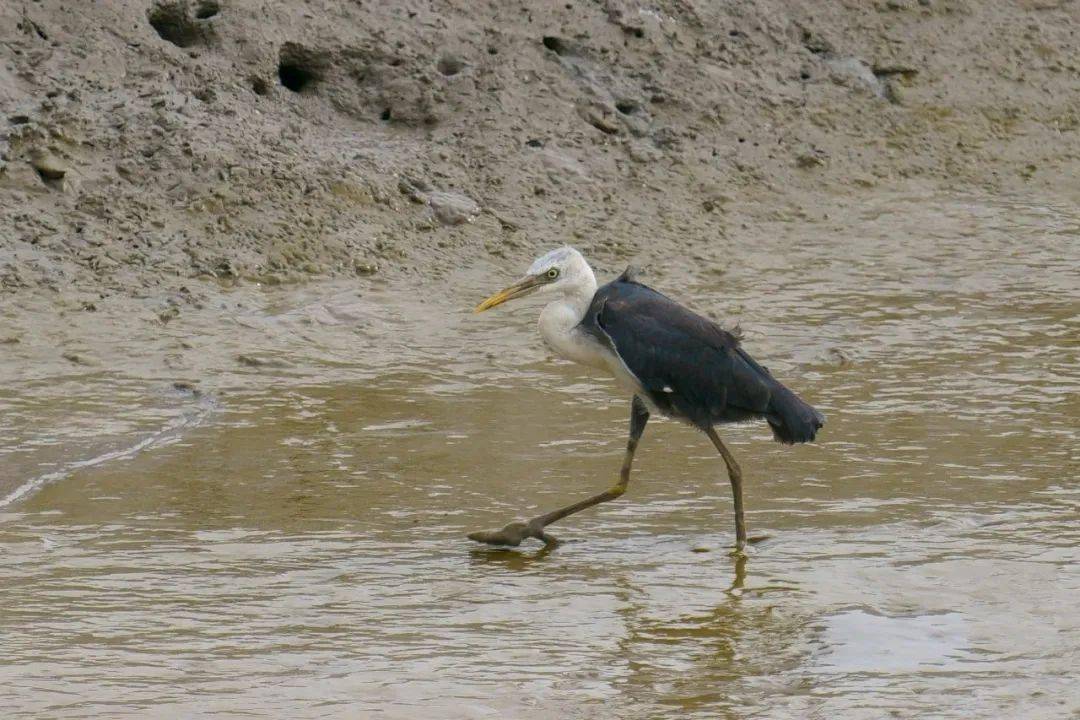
[538,301,607,369]
[538,299,645,395]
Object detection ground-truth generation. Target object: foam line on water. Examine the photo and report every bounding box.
[0,395,218,510]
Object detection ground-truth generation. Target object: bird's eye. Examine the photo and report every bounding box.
[546,268,559,279]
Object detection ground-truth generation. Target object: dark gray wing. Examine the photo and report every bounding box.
[581,277,776,429]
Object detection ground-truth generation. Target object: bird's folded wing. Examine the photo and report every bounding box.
[590,282,775,418]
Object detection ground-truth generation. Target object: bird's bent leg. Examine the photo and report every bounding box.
[468,396,649,547]
[705,427,747,552]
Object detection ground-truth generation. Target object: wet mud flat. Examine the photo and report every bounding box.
[1,193,1078,718]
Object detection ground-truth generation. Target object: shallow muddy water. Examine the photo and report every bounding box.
[1,193,1078,718]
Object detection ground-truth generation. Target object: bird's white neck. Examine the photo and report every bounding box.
[552,270,597,319]
[537,268,603,368]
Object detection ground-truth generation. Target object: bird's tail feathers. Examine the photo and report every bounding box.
[766,384,825,444]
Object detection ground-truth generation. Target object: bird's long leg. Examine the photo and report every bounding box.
[468,396,650,547]
[704,427,747,552]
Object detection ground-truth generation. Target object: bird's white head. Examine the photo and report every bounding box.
[475,246,597,312]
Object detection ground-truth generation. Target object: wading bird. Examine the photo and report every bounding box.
[470,247,824,551]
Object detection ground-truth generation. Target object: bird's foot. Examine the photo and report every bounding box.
[467,520,558,547]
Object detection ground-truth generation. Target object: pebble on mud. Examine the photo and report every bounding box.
[399,177,480,225]
[427,191,480,226]
[28,148,67,182]
[796,149,827,169]
[237,354,290,368]
[826,56,887,99]
[826,347,853,366]
[577,101,621,135]
[171,380,203,397]
[61,351,93,366]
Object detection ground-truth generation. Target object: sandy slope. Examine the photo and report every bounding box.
[1,0,1078,376]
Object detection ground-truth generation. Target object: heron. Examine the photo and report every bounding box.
[469,247,824,552]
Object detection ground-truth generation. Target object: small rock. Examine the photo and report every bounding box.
[796,148,827,168]
[577,101,621,135]
[172,381,202,398]
[398,176,430,203]
[605,1,647,37]
[61,351,93,366]
[826,56,887,99]
[28,148,67,181]
[826,347,852,366]
[237,354,290,368]
[427,190,480,226]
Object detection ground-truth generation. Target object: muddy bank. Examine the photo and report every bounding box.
[2,0,1080,396]
[2,1,1079,296]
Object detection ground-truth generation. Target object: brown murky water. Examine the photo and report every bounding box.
[2,193,1078,718]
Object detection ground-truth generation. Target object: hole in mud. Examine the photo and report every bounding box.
[277,44,325,93]
[278,62,315,92]
[147,1,203,48]
[615,99,639,115]
[437,55,464,77]
[32,167,56,186]
[194,0,220,19]
[380,108,392,121]
[250,76,269,96]
[542,36,569,56]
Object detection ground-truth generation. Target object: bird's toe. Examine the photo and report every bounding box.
[467,522,528,546]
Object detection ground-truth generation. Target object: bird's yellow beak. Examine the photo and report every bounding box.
[474,275,544,313]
